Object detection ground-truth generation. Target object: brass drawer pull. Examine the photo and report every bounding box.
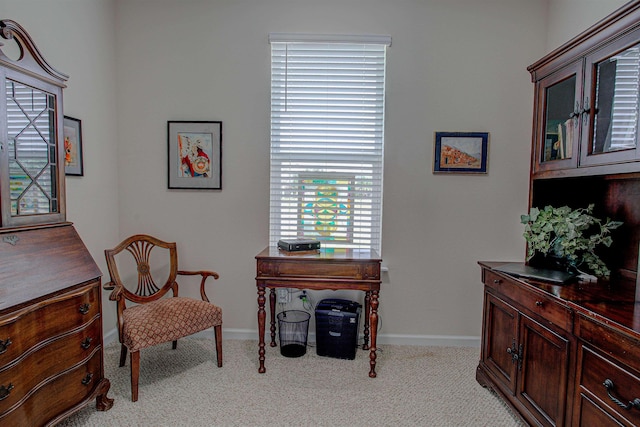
[0,383,13,401]
[603,379,640,411]
[535,301,543,307]
[493,279,501,284]
[0,338,11,354]
[81,337,93,349]
[81,373,93,386]
[79,303,90,314]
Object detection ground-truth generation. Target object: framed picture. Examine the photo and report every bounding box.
[63,116,83,176]
[433,131,489,174]
[168,121,222,189]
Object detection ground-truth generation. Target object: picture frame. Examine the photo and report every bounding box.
[168,121,222,189]
[433,131,489,174]
[63,116,84,176]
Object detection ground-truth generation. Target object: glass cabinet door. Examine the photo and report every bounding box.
[0,72,65,228]
[534,62,582,173]
[581,29,640,166]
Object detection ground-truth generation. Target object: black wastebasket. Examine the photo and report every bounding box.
[277,310,311,358]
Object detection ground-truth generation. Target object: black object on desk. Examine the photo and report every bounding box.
[494,262,578,285]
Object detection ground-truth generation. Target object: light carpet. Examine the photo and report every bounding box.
[59,339,524,426]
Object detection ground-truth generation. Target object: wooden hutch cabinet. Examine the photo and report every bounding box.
[0,20,112,425]
[530,3,640,178]
[478,2,640,426]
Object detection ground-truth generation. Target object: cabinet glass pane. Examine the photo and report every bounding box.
[543,76,577,162]
[6,80,58,216]
[593,45,640,154]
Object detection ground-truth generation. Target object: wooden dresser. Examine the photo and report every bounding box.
[0,225,112,425]
[478,262,640,426]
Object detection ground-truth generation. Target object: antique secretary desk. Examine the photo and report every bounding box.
[0,20,112,425]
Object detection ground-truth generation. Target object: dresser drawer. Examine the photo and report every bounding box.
[0,347,103,424]
[0,283,99,367]
[0,316,101,413]
[484,269,572,331]
[579,345,640,426]
[576,314,640,373]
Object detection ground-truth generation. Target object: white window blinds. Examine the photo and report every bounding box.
[269,34,390,252]
[599,47,640,151]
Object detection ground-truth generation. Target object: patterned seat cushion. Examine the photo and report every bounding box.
[122,297,222,352]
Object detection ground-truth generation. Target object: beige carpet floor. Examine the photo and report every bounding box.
[59,339,524,426]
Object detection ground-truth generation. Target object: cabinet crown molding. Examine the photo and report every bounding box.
[0,19,68,86]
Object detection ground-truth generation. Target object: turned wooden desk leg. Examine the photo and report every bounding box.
[363,291,371,350]
[269,288,277,347]
[257,285,266,373]
[369,290,380,378]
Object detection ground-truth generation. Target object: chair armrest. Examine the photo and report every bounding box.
[103,281,121,301]
[177,270,219,302]
[177,270,219,280]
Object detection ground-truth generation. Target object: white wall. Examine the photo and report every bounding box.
[0,0,629,345]
[113,0,545,342]
[0,0,120,330]
[546,0,629,51]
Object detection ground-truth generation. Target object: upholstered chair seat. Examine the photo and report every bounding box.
[122,297,223,352]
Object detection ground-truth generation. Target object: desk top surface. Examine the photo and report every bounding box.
[256,246,381,262]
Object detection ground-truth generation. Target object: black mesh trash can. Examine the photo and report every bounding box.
[277,310,311,358]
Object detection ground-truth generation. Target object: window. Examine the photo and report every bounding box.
[269,34,390,252]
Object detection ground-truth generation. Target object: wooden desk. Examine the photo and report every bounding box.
[255,247,382,377]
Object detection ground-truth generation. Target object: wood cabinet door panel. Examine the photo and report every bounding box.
[518,314,571,427]
[580,26,640,168]
[533,61,583,175]
[482,292,518,394]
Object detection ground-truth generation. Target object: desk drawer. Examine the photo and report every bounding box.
[0,283,99,367]
[258,259,379,280]
[579,345,640,426]
[484,270,572,331]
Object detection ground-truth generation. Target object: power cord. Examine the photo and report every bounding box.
[299,290,315,311]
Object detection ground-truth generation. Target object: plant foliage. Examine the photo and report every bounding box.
[520,204,623,278]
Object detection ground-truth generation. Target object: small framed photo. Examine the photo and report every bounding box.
[168,121,222,189]
[433,131,489,174]
[63,116,83,176]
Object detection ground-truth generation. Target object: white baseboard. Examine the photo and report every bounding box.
[103,327,480,348]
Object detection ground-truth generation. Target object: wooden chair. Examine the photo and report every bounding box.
[103,234,223,401]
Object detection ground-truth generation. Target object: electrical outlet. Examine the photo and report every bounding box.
[277,288,290,303]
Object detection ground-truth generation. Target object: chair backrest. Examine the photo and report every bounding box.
[105,234,178,304]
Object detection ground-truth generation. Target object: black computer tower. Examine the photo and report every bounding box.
[315,298,361,360]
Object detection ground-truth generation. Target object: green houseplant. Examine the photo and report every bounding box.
[520,204,623,278]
